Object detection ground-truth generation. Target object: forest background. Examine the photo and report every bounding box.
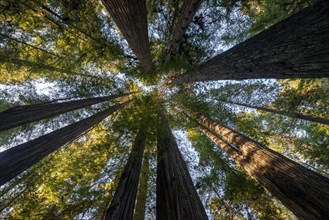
[0,0,328,219]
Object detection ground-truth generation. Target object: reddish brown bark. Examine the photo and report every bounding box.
[101,0,153,71]
[0,93,132,132]
[157,108,208,220]
[0,101,130,186]
[133,153,150,220]
[171,1,329,84]
[104,126,147,220]
[197,113,329,219]
[224,100,329,126]
[166,0,202,60]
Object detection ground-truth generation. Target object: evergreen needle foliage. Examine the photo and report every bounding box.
[0,0,328,219]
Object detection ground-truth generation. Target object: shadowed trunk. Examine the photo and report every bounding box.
[101,0,153,71]
[0,101,130,186]
[223,100,329,126]
[157,108,208,220]
[171,1,329,84]
[104,125,147,220]
[197,113,329,220]
[133,153,150,220]
[0,93,133,132]
[166,0,202,61]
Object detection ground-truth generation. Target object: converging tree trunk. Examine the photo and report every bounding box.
[104,125,147,220]
[223,100,329,126]
[157,108,208,220]
[196,113,329,219]
[0,93,133,132]
[133,153,150,220]
[101,0,153,71]
[0,101,130,186]
[171,1,329,84]
[166,0,202,60]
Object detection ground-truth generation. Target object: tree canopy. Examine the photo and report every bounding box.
[1,0,328,219]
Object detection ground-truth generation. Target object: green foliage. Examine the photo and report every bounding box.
[187,129,293,219]
[1,125,126,219]
[0,0,327,219]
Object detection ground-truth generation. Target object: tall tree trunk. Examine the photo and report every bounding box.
[104,126,147,220]
[101,0,153,71]
[0,93,133,132]
[166,0,202,61]
[157,108,208,220]
[196,113,329,219]
[0,101,130,186]
[224,100,329,126]
[171,1,329,84]
[133,153,150,220]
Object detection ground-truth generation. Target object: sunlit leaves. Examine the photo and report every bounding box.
[0,0,328,219]
[3,124,124,219]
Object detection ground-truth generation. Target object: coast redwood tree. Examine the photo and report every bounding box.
[222,100,329,126]
[0,101,130,186]
[156,108,208,220]
[101,0,153,71]
[0,93,132,132]
[171,0,329,84]
[196,113,329,219]
[104,124,147,220]
[133,153,150,220]
[166,0,202,61]
[1,0,329,219]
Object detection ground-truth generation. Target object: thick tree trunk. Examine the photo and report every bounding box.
[157,108,208,220]
[0,101,130,186]
[224,100,329,126]
[166,0,202,60]
[197,123,240,160]
[133,153,150,220]
[104,126,147,220]
[197,113,329,219]
[171,1,329,84]
[0,93,132,132]
[101,0,153,71]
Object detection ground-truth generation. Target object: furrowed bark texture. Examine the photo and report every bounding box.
[133,153,150,220]
[0,93,132,132]
[167,0,202,59]
[101,0,152,71]
[197,123,240,160]
[172,1,329,84]
[197,113,329,220]
[0,102,129,186]
[104,127,147,220]
[224,100,329,126]
[157,109,208,220]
